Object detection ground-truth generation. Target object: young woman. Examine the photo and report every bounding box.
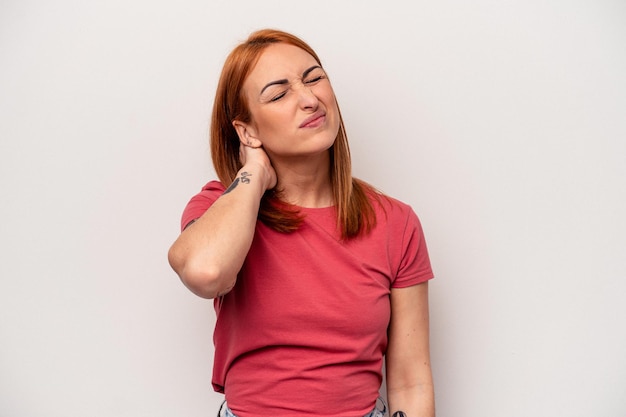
[168,29,435,417]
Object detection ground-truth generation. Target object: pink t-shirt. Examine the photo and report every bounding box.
[181,181,434,417]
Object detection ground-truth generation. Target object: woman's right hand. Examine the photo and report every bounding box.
[239,142,277,191]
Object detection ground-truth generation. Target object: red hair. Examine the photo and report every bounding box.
[210,29,377,239]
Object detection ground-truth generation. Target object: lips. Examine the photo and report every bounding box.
[299,111,326,128]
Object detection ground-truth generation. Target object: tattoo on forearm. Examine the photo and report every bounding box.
[223,172,252,195]
[223,178,239,195]
[392,412,407,417]
[240,171,251,184]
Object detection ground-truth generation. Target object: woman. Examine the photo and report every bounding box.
[168,29,435,417]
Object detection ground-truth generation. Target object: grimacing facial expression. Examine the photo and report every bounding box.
[239,43,340,161]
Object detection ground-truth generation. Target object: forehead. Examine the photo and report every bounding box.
[245,43,318,88]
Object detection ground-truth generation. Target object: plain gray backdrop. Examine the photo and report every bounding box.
[1,0,625,416]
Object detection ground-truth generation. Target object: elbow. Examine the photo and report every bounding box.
[168,246,236,299]
[182,263,236,299]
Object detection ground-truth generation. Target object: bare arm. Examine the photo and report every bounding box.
[167,144,276,299]
[386,282,435,417]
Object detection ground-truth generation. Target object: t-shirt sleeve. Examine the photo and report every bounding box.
[392,207,434,288]
[180,181,226,231]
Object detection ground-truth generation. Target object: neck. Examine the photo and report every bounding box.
[272,152,333,208]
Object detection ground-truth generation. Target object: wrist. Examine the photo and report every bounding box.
[232,165,272,195]
[240,162,275,191]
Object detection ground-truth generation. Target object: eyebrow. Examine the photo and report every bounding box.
[259,65,322,96]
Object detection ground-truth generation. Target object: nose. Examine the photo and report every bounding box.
[295,82,319,110]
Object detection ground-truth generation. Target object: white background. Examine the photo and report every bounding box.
[1,1,625,416]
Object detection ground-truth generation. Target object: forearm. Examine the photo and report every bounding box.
[386,283,435,417]
[168,165,268,298]
[387,381,435,417]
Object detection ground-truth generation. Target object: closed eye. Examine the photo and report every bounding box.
[269,91,287,102]
[262,67,327,103]
[304,75,325,85]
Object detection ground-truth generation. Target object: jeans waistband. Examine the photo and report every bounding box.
[218,397,387,417]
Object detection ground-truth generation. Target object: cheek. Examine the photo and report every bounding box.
[325,97,340,131]
[254,110,285,134]
[317,86,339,118]
[316,84,336,103]
[253,112,293,148]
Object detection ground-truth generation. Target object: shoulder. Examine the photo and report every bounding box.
[185,180,226,208]
[187,180,226,204]
[367,187,416,223]
[179,180,225,231]
[199,180,226,194]
[365,188,429,248]
[356,179,411,214]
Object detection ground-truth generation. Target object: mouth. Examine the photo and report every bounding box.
[299,111,326,128]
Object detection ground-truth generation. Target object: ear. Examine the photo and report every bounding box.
[232,120,262,148]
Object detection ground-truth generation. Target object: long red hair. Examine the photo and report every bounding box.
[210,29,377,239]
